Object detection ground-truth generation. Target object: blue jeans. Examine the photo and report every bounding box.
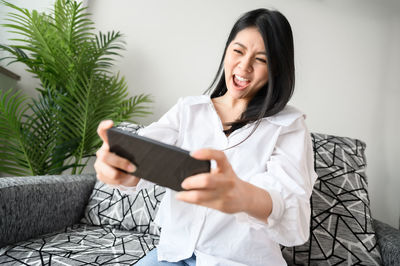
[136,248,196,266]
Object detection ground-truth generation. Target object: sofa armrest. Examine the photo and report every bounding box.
[373,219,400,266]
[0,174,96,248]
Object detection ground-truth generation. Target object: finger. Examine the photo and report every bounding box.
[95,159,137,185]
[96,147,136,173]
[98,141,110,154]
[175,190,215,204]
[97,172,140,187]
[97,120,114,143]
[181,173,216,190]
[190,148,230,171]
[94,159,124,185]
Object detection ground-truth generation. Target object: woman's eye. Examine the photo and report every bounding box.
[233,49,243,54]
[256,58,267,63]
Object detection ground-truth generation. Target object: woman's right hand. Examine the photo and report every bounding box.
[94,120,141,187]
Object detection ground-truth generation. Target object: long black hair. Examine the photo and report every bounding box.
[206,8,295,141]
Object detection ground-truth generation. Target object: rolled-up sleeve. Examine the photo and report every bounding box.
[236,116,317,246]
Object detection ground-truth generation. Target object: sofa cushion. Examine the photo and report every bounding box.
[0,224,157,265]
[81,181,165,235]
[281,133,382,265]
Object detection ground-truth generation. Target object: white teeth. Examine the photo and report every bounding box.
[235,75,249,82]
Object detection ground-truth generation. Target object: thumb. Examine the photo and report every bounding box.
[97,120,114,143]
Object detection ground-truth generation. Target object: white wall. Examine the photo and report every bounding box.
[1,0,399,228]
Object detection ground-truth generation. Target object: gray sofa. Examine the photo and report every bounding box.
[0,129,399,265]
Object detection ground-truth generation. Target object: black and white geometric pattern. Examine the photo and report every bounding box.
[114,122,144,134]
[0,224,158,265]
[282,133,382,265]
[81,181,165,235]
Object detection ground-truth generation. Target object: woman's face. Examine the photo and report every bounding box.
[223,27,269,102]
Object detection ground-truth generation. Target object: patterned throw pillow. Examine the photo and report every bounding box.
[81,181,165,235]
[281,133,382,265]
[81,122,166,235]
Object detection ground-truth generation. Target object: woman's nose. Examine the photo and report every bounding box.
[238,57,253,72]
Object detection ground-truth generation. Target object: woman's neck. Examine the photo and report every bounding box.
[213,94,248,114]
[211,95,249,132]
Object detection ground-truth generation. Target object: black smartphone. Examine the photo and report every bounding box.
[107,127,211,191]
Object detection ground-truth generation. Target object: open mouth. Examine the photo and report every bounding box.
[233,74,250,90]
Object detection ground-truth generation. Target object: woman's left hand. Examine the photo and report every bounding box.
[175,148,247,214]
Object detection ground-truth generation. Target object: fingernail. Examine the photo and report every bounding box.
[128,164,136,172]
[104,120,113,126]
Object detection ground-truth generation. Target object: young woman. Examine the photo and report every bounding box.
[95,8,317,266]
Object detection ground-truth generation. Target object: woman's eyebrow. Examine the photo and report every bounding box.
[233,42,266,55]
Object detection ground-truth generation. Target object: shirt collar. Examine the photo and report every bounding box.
[186,95,304,127]
[266,105,305,126]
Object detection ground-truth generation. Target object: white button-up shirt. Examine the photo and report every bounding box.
[121,95,317,266]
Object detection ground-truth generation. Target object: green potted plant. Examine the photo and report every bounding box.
[0,0,152,176]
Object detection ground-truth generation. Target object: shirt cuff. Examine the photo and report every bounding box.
[267,189,285,227]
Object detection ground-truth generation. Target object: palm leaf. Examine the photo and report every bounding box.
[23,89,78,175]
[0,89,32,175]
